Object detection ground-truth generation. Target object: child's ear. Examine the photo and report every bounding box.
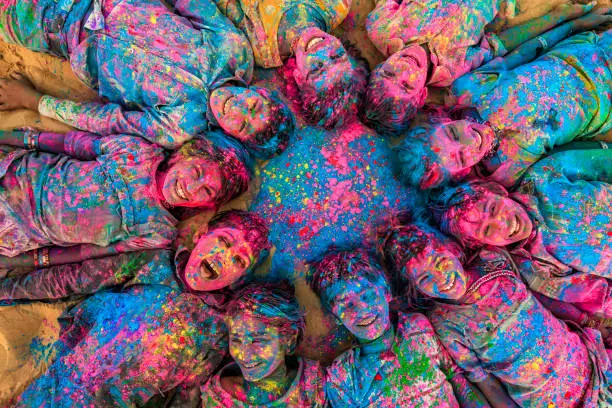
[285,331,300,355]
[192,228,207,245]
[385,290,393,304]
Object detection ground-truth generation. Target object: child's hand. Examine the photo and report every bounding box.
[570,7,612,32]
[0,72,42,111]
[553,2,597,22]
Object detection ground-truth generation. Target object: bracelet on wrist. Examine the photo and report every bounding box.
[32,249,40,268]
[38,247,50,268]
[23,129,39,150]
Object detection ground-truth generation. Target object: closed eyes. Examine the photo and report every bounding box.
[220,236,232,248]
[330,49,346,61]
[233,255,247,268]
[308,62,324,80]
[381,68,395,79]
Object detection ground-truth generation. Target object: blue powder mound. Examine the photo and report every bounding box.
[250,121,423,279]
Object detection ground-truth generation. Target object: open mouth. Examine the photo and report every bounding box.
[305,36,325,53]
[222,95,234,115]
[242,361,261,369]
[356,315,377,327]
[473,127,483,150]
[508,213,521,238]
[439,273,457,292]
[201,259,219,280]
[175,181,188,201]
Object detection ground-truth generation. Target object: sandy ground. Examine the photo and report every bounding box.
[0,0,609,403]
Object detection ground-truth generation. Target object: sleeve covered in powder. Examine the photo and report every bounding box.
[0,251,165,301]
[38,95,195,149]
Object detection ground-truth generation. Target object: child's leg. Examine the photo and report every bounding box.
[0,1,51,53]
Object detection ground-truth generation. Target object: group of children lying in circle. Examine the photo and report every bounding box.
[0,0,610,405]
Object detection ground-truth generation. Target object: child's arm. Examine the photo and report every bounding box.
[495,3,596,54]
[0,243,127,270]
[448,374,491,407]
[37,96,194,149]
[0,74,193,149]
[482,8,611,71]
[0,251,157,301]
[435,331,491,407]
[473,375,519,408]
[0,130,100,160]
[0,236,168,270]
[532,292,589,324]
[528,148,612,185]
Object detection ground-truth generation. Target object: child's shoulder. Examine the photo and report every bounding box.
[397,311,435,333]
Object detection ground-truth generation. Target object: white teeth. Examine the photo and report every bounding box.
[202,260,219,279]
[176,183,188,201]
[306,37,324,52]
[473,128,482,149]
[509,214,520,236]
[513,215,521,236]
[357,315,376,326]
[243,362,259,368]
[440,273,456,292]
[222,95,234,115]
[208,262,218,275]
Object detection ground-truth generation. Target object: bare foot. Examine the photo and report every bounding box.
[0,73,42,111]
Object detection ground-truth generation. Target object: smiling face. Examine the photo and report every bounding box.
[330,276,390,341]
[408,244,467,300]
[161,157,222,207]
[183,226,256,291]
[457,193,533,246]
[228,313,286,382]
[209,87,272,143]
[370,45,429,103]
[293,27,353,93]
[429,120,496,176]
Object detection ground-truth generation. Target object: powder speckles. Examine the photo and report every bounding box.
[251,123,420,277]
[29,335,58,369]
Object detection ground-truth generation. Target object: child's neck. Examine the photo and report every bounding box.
[243,361,295,404]
[358,323,394,356]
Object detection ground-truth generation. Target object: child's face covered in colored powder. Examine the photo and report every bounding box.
[370,45,429,105]
[457,193,533,246]
[293,27,353,94]
[210,86,272,143]
[161,157,222,207]
[228,313,286,382]
[408,244,467,300]
[429,120,496,176]
[183,226,256,291]
[330,276,390,341]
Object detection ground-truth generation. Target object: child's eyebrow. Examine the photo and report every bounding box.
[227,230,238,242]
